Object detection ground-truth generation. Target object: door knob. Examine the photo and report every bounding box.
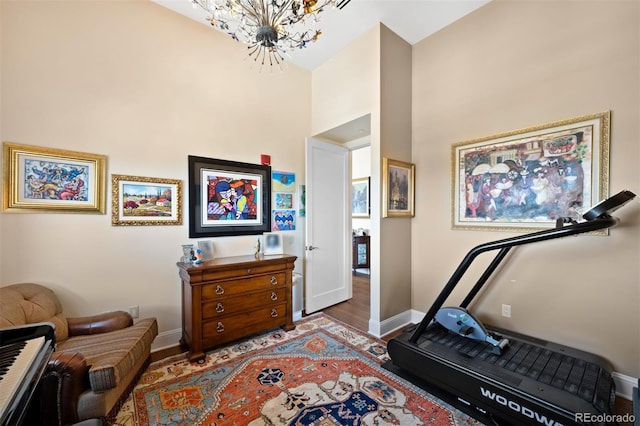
[306,245,318,251]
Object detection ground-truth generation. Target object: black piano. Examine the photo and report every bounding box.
[384,190,636,425]
[0,323,55,426]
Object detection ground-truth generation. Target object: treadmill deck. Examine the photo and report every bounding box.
[387,324,615,424]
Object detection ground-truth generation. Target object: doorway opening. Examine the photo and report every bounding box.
[305,114,372,333]
[322,143,371,334]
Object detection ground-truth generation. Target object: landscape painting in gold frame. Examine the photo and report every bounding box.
[382,157,415,218]
[112,174,182,226]
[451,111,610,232]
[2,142,106,214]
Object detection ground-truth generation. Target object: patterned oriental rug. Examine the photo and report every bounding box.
[114,314,481,425]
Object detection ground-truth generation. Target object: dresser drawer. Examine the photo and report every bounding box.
[202,303,287,347]
[202,288,286,319]
[200,262,287,281]
[201,273,285,299]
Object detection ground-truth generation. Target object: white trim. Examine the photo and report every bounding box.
[151,328,182,352]
[367,318,381,337]
[344,135,370,151]
[369,309,416,338]
[613,372,638,401]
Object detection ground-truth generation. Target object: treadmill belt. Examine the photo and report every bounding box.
[417,325,613,411]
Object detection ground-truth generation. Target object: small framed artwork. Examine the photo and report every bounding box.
[2,142,106,214]
[263,232,284,255]
[111,175,182,226]
[299,185,306,217]
[272,209,296,231]
[197,240,214,260]
[275,192,293,209]
[352,177,370,218]
[452,111,610,232]
[188,156,271,238]
[382,157,415,217]
[272,171,296,193]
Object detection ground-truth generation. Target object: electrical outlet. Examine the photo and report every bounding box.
[129,305,139,319]
[501,304,511,318]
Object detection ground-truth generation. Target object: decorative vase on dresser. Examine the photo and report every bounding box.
[177,254,297,362]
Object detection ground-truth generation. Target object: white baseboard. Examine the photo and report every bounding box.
[369,308,424,337]
[151,328,182,352]
[613,372,638,401]
[368,310,413,338]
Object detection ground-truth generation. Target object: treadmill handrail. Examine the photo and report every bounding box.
[409,214,618,343]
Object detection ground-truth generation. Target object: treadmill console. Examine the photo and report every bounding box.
[582,190,636,220]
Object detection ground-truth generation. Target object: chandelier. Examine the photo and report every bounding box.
[192,0,341,69]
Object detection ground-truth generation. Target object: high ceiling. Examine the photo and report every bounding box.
[151,0,490,71]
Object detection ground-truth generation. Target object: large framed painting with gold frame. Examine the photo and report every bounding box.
[452,111,610,232]
[382,157,415,218]
[2,142,107,214]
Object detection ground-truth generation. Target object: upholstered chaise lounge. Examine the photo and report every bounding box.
[0,283,158,426]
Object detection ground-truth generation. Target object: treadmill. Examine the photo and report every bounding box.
[384,190,636,426]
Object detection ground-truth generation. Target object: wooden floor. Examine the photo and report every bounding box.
[321,270,371,334]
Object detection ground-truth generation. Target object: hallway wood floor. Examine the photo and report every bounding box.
[321,271,371,334]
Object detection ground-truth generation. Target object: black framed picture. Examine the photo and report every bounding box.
[352,177,370,218]
[188,155,271,238]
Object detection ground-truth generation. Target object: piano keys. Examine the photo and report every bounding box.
[0,323,55,426]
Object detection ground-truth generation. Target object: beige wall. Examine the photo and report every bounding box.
[2,0,638,380]
[412,0,640,376]
[311,27,380,136]
[0,0,310,345]
[379,26,412,320]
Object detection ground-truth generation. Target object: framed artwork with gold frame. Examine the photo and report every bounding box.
[2,142,106,214]
[382,157,415,218]
[451,111,610,232]
[111,174,182,226]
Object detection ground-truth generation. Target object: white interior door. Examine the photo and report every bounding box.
[304,137,351,314]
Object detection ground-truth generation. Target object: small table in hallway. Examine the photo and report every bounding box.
[352,235,370,273]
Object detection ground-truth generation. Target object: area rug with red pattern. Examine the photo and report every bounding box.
[115,314,481,425]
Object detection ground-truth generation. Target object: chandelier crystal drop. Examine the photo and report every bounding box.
[192,0,337,69]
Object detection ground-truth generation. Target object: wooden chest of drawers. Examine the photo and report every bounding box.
[177,254,297,362]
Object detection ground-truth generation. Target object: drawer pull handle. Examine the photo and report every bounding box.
[270,276,278,285]
[270,309,278,318]
[215,285,225,295]
[270,292,278,301]
[216,322,225,333]
[247,268,251,274]
[216,302,224,313]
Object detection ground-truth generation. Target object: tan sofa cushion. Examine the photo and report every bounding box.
[56,317,158,392]
[0,283,69,342]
